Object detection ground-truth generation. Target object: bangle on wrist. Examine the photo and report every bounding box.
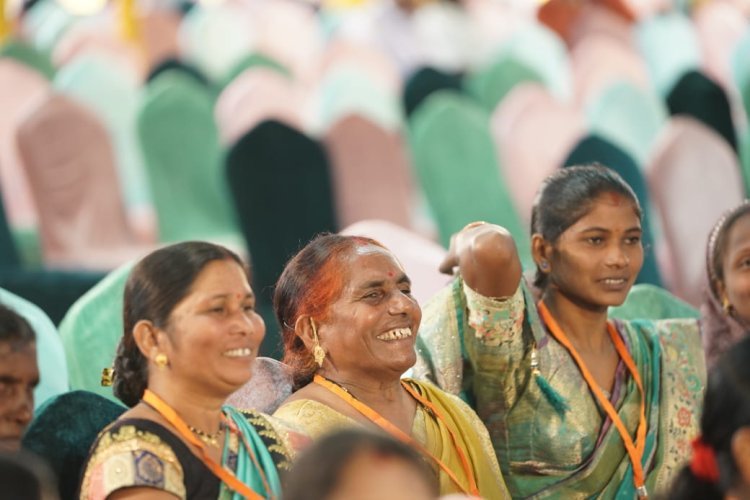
[462,221,488,232]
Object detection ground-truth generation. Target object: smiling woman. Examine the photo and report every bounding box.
[272,234,509,499]
[79,242,302,500]
[414,165,706,499]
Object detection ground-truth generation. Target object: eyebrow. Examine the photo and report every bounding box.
[357,274,411,290]
[206,292,255,300]
[579,226,642,233]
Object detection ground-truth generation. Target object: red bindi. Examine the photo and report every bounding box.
[387,271,394,277]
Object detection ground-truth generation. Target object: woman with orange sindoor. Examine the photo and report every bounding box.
[80,242,303,500]
[272,234,508,499]
[415,165,706,498]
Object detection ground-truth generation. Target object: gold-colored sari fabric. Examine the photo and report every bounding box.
[273,379,509,499]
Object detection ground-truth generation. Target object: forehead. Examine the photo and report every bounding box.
[566,193,640,230]
[0,341,38,377]
[341,245,406,286]
[187,259,250,295]
[725,213,750,254]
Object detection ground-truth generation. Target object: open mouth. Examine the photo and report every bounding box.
[376,327,413,341]
[600,278,627,285]
[222,347,254,358]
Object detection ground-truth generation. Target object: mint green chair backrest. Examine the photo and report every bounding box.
[54,54,152,213]
[59,262,133,402]
[0,288,67,409]
[732,31,750,123]
[635,12,701,96]
[219,52,289,90]
[464,55,543,112]
[137,70,240,244]
[0,38,55,79]
[609,283,699,320]
[408,91,531,267]
[587,82,668,168]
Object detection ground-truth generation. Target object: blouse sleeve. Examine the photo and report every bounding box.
[79,425,186,500]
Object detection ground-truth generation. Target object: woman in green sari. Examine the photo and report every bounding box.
[80,242,303,500]
[414,165,706,498]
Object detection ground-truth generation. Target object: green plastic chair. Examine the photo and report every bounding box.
[59,262,133,402]
[609,284,699,320]
[54,54,152,213]
[408,91,531,268]
[23,0,74,55]
[137,70,242,247]
[0,38,55,79]
[0,288,67,410]
[464,55,543,112]
[219,52,289,90]
[739,127,750,197]
[586,82,668,168]
[731,31,750,120]
[491,23,572,101]
[635,12,701,97]
[403,66,464,118]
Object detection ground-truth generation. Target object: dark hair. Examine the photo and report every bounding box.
[707,202,750,297]
[0,303,35,349]
[113,241,246,407]
[669,336,750,499]
[530,164,641,288]
[0,450,58,500]
[274,233,385,390]
[282,429,438,500]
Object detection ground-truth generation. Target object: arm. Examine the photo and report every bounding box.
[110,488,180,500]
[440,223,522,299]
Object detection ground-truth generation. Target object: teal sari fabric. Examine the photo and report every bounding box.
[414,278,706,498]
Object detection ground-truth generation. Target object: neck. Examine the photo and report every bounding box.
[318,368,405,406]
[148,376,226,434]
[542,289,611,353]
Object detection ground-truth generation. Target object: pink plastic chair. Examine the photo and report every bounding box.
[340,220,449,306]
[316,39,402,96]
[139,6,181,71]
[491,83,586,226]
[15,92,154,270]
[569,3,635,49]
[693,0,746,94]
[0,59,49,231]
[571,33,650,107]
[325,114,415,230]
[215,67,303,146]
[646,116,745,306]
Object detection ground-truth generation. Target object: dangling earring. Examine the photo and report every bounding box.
[154,353,169,368]
[540,260,550,271]
[722,296,734,315]
[310,318,326,368]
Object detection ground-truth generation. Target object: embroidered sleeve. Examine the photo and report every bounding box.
[463,281,525,347]
[80,425,186,500]
[239,410,306,471]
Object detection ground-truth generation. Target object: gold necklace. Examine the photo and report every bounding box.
[187,422,225,448]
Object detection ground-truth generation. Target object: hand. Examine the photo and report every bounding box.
[439,221,492,275]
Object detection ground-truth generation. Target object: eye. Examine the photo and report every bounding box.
[0,381,13,398]
[400,286,413,296]
[625,235,641,245]
[363,290,384,301]
[587,236,604,246]
[243,303,256,313]
[739,257,750,269]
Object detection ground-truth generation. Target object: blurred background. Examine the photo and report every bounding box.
[0,0,748,387]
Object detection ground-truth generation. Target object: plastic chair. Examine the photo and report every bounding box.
[16,92,151,270]
[464,54,543,112]
[226,357,293,414]
[137,70,242,247]
[609,283,699,320]
[218,52,289,90]
[647,117,745,306]
[0,288,67,409]
[225,120,338,359]
[403,65,464,118]
[0,38,55,79]
[324,114,415,230]
[408,91,531,268]
[59,262,134,401]
[586,81,668,167]
[692,0,747,93]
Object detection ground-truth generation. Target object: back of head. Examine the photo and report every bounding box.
[274,233,384,390]
[0,450,59,500]
[669,336,750,499]
[113,241,244,407]
[282,429,438,500]
[530,164,641,289]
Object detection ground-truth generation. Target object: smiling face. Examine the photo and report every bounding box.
[317,245,421,382]
[0,341,38,452]
[161,259,265,397]
[718,213,750,324]
[541,192,643,311]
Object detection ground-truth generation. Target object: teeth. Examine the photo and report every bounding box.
[603,279,626,285]
[376,328,413,341]
[223,347,253,357]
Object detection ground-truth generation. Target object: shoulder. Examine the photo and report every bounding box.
[233,409,307,469]
[621,317,701,347]
[80,419,186,500]
[273,399,357,441]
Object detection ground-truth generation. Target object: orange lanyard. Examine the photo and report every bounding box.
[313,375,480,497]
[142,389,271,500]
[537,302,649,499]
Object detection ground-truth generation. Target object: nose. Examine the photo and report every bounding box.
[10,391,33,428]
[605,242,630,269]
[231,308,265,339]
[388,290,418,316]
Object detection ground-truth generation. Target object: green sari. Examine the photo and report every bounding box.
[413,278,706,498]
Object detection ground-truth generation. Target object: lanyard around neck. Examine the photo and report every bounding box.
[313,375,480,497]
[537,302,649,499]
[142,389,270,500]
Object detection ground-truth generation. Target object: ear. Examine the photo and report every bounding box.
[294,315,318,351]
[132,320,170,362]
[531,234,553,272]
[715,278,729,304]
[732,427,750,487]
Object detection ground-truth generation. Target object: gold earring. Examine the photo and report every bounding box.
[101,367,114,387]
[722,296,734,315]
[155,353,169,368]
[310,319,326,368]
